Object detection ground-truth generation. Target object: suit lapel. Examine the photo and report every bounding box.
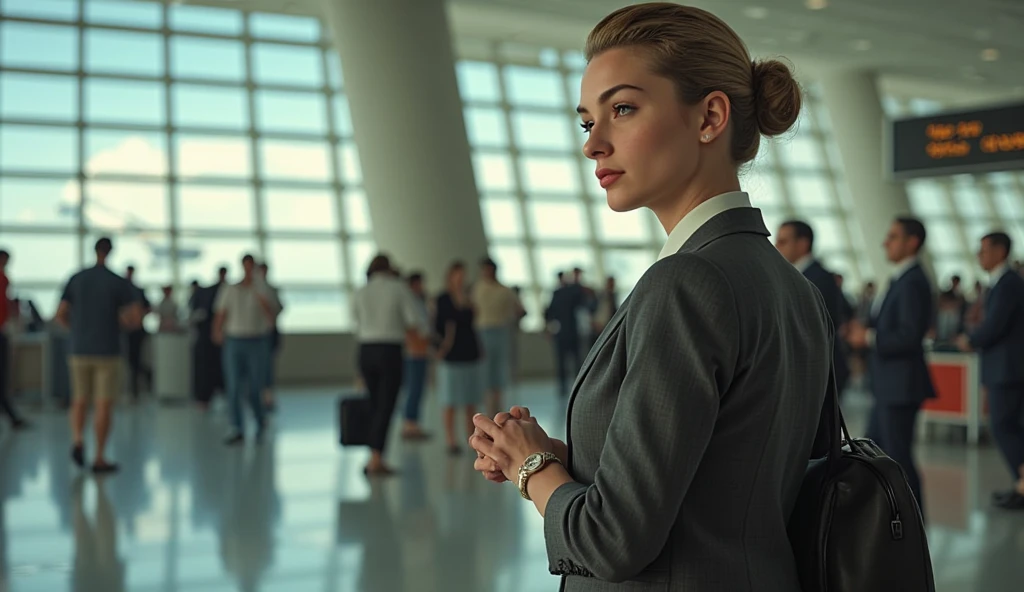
[875,265,916,321]
[565,207,769,403]
[568,291,631,397]
[986,272,1008,306]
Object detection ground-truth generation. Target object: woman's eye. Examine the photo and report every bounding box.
[580,121,593,133]
[614,104,635,116]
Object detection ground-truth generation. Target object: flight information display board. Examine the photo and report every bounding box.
[889,102,1024,179]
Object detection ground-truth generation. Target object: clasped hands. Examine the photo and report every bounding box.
[469,406,566,484]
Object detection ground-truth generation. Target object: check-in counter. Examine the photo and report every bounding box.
[922,351,984,444]
[9,328,70,406]
[152,330,192,402]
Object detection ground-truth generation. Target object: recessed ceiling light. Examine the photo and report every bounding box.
[852,39,872,51]
[743,7,769,19]
[981,48,1000,61]
[806,0,828,9]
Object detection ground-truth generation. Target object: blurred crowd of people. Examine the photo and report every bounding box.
[348,253,624,476]
[776,217,1024,509]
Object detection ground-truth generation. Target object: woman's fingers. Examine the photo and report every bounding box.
[510,406,530,419]
[510,406,538,424]
[473,446,510,483]
[472,414,502,439]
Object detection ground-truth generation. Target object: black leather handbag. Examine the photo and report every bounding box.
[788,361,936,591]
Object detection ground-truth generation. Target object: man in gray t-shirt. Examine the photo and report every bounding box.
[56,237,143,474]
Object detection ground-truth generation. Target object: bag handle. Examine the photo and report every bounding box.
[812,334,856,474]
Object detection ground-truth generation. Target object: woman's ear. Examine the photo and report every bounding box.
[698,91,731,143]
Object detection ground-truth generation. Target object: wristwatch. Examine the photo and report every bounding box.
[518,452,561,501]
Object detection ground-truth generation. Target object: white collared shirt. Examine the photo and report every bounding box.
[988,262,1010,286]
[871,256,919,317]
[891,256,919,282]
[794,254,815,274]
[657,191,753,261]
[352,272,429,344]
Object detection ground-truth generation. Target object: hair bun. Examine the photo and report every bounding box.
[751,59,801,137]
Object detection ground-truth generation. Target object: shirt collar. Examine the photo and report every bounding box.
[657,191,752,261]
[989,262,1010,285]
[892,256,919,281]
[794,254,815,274]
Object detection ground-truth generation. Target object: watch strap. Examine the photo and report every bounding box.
[518,452,560,501]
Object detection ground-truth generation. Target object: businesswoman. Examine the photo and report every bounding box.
[470,3,833,590]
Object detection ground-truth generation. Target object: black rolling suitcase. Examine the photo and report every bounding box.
[338,392,371,446]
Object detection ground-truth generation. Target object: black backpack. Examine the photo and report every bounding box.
[788,362,936,591]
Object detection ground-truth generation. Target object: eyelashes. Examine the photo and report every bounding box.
[580,103,637,134]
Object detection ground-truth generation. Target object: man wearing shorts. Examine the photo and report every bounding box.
[56,237,143,474]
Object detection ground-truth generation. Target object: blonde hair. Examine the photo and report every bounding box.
[585,2,801,164]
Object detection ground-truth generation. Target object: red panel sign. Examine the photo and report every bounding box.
[924,363,966,414]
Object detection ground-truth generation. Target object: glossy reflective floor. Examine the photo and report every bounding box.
[1,384,1022,592]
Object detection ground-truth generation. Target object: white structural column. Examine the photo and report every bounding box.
[322,0,488,288]
[818,70,928,280]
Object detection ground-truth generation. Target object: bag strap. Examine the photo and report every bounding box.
[812,333,855,473]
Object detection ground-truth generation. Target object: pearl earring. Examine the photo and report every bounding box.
[702,134,712,142]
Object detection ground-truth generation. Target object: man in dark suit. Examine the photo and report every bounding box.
[124,265,153,401]
[776,220,850,395]
[958,232,1024,509]
[545,272,590,397]
[189,266,228,409]
[848,217,936,510]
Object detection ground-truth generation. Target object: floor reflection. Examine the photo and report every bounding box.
[0,385,1021,591]
[71,476,123,592]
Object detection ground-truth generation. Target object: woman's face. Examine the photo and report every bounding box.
[578,47,704,214]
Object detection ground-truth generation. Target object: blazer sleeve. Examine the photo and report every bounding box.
[873,276,932,357]
[542,255,740,583]
[969,281,1017,350]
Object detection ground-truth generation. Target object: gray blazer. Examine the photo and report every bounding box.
[543,208,832,591]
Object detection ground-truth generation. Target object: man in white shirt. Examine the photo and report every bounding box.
[157,285,181,332]
[213,254,281,445]
[352,253,429,475]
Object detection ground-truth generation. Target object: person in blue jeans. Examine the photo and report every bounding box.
[402,272,431,440]
[213,254,281,445]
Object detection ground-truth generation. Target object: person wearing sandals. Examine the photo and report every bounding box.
[352,254,430,475]
[434,261,482,454]
[401,272,432,440]
[56,237,144,474]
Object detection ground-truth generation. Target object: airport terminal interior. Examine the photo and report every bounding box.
[2,0,1024,590]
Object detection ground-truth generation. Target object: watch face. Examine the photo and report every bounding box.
[524,454,543,471]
